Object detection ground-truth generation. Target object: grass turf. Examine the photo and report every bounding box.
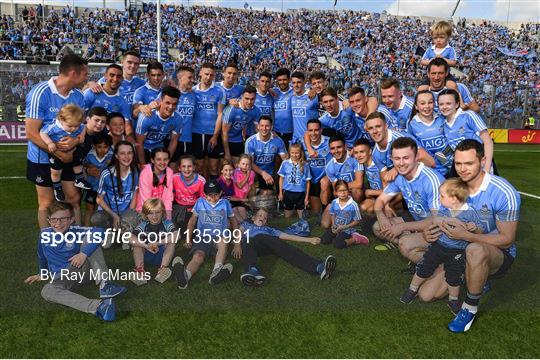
[0,144,539,358]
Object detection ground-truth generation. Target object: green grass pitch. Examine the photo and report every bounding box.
[0,144,538,358]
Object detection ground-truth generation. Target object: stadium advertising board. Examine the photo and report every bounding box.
[508,129,540,144]
[0,121,26,143]
[489,129,508,143]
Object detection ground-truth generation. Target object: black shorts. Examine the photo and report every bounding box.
[275,132,292,150]
[169,141,193,163]
[309,181,321,197]
[416,242,465,287]
[257,174,275,191]
[283,190,306,210]
[192,133,224,159]
[230,200,247,208]
[83,189,98,204]
[489,248,514,279]
[228,141,245,157]
[27,160,75,187]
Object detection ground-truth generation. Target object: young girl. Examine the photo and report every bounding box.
[83,133,113,226]
[137,148,174,219]
[277,143,311,219]
[130,198,178,286]
[172,155,206,234]
[321,180,369,249]
[218,160,250,221]
[232,154,256,221]
[91,140,140,248]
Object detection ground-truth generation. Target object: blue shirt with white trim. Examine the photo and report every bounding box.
[291,91,319,142]
[222,104,261,142]
[383,163,444,221]
[40,119,84,142]
[193,197,234,234]
[457,83,474,106]
[255,90,274,118]
[407,114,449,176]
[99,76,145,105]
[83,89,131,121]
[319,108,363,148]
[26,77,85,163]
[192,83,226,135]
[97,167,139,214]
[278,159,312,193]
[177,91,196,142]
[364,159,383,190]
[325,155,364,183]
[84,147,114,191]
[329,197,362,235]
[444,108,487,150]
[372,129,420,172]
[273,86,293,134]
[240,221,282,239]
[245,133,287,175]
[422,44,457,62]
[377,95,414,130]
[302,136,332,184]
[133,83,162,105]
[216,82,244,103]
[135,109,182,150]
[436,204,484,250]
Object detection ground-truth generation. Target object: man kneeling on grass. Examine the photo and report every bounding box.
[25,201,126,322]
[240,208,337,287]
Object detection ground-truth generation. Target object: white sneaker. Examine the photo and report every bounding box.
[131,270,147,286]
[155,267,172,283]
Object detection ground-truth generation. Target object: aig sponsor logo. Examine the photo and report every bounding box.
[275,101,288,110]
[292,108,306,116]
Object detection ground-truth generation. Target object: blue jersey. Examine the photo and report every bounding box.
[383,163,444,221]
[83,89,132,121]
[177,91,196,142]
[245,133,287,175]
[444,108,487,150]
[38,226,104,275]
[329,197,362,235]
[278,159,311,193]
[40,119,84,142]
[325,155,363,183]
[192,83,226,135]
[240,221,282,239]
[255,90,274,118]
[216,82,244,103]
[364,159,383,190]
[97,167,139,213]
[302,136,332,184]
[222,105,261,142]
[273,86,293,134]
[352,112,374,145]
[84,147,113,191]
[372,129,418,172]
[436,204,484,250]
[100,76,145,105]
[422,44,457,62]
[136,109,182,150]
[291,91,319,142]
[133,83,161,105]
[457,83,474,106]
[466,173,520,258]
[319,108,362,148]
[26,78,85,163]
[377,95,414,130]
[193,197,234,234]
[407,114,449,176]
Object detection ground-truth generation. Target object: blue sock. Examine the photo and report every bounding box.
[52,180,62,189]
[316,262,324,274]
[249,266,260,274]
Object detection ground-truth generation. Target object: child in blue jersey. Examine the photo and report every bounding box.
[25,202,126,322]
[130,198,178,286]
[171,180,241,289]
[401,178,484,315]
[420,21,458,69]
[278,143,311,219]
[40,104,93,202]
[321,181,369,249]
[82,133,113,226]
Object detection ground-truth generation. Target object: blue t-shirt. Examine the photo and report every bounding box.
[193,197,234,233]
[352,112,374,145]
[273,86,293,134]
[436,204,484,250]
[407,114,449,176]
[216,82,244,103]
[319,108,363,148]
[255,90,274,118]
[302,136,332,184]
[245,133,287,175]
[240,220,282,239]
[377,95,414,131]
[84,147,113,191]
[278,159,312,193]
[364,159,383,190]
[83,89,132,122]
[325,155,364,183]
[135,109,182,150]
[422,44,457,62]
[291,91,319,142]
[97,167,139,213]
[466,173,521,258]
[222,104,261,142]
[457,83,474,106]
[444,108,487,150]
[40,119,84,142]
[26,78,85,163]
[372,129,419,172]
[192,83,227,135]
[329,197,362,235]
[383,163,444,221]
[177,90,196,142]
[133,83,162,105]
[100,76,145,105]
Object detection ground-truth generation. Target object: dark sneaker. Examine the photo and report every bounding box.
[74,177,93,190]
[172,256,188,289]
[400,288,417,304]
[320,255,337,280]
[240,267,266,287]
[209,263,233,285]
[448,300,462,315]
[54,187,65,202]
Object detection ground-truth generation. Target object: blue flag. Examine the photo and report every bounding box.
[253,47,274,63]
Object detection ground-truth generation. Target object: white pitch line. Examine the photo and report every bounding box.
[0,176,24,179]
[519,191,540,200]
[494,150,540,153]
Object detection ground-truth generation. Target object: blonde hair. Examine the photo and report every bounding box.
[57,104,85,127]
[237,154,252,166]
[141,198,165,220]
[431,21,453,38]
[288,143,306,173]
[441,178,469,203]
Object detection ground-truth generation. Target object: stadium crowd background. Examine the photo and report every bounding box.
[0,2,537,128]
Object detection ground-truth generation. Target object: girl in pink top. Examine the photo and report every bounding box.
[232,154,256,221]
[172,155,206,232]
[137,148,174,219]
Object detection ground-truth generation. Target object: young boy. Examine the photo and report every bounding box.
[40,104,93,201]
[420,21,457,68]
[400,178,484,315]
[25,201,126,322]
[171,180,241,288]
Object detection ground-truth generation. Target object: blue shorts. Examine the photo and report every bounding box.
[144,245,166,266]
[190,240,217,257]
